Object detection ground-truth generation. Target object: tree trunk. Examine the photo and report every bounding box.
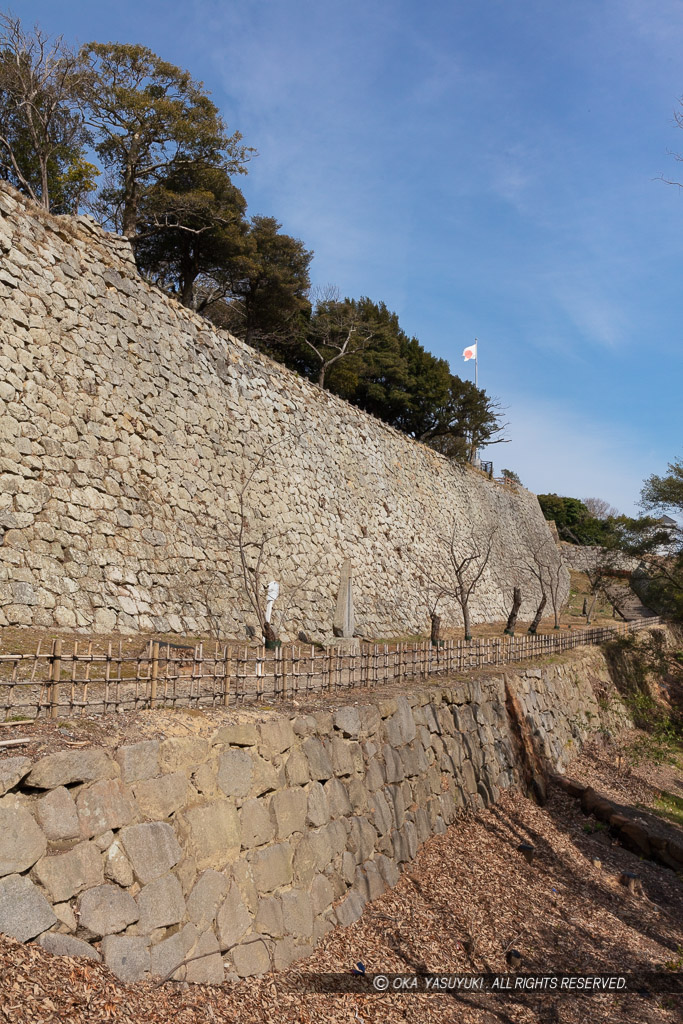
[318,363,327,388]
[586,592,598,625]
[430,612,441,647]
[504,587,522,636]
[39,156,50,211]
[122,148,139,238]
[527,593,546,634]
[462,602,472,641]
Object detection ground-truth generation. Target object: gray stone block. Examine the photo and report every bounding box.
[216,881,252,949]
[159,736,209,774]
[231,859,259,913]
[302,737,333,781]
[115,741,159,783]
[27,748,117,788]
[212,722,259,746]
[270,787,307,839]
[119,822,182,884]
[231,937,271,977]
[78,883,139,936]
[306,782,330,827]
[101,934,150,983]
[76,778,136,839]
[346,776,368,813]
[37,932,101,961]
[185,927,224,985]
[307,821,347,870]
[149,930,186,981]
[250,755,282,797]
[366,757,386,791]
[104,839,134,888]
[133,772,191,819]
[217,748,252,798]
[239,797,274,848]
[324,777,353,818]
[33,786,80,842]
[333,707,361,738]
[0,873,56,941]
[250,842,293,892]
[284,747,310,786]
[53,901,77,933]
[347,816,377,863]
[259,719,295,758]
[34,840,104,902]
[281,889,313,939]
[310,874,334,916]
[335,891,366,927]
[255,895,284,938]
[369,789,393,835]
[376,854,400,888]
[328,736,360,777]
[0,756,31,796]
[175,800,240,871]
[136,873,185,934]
[0,804,47,876]
[186,869,230,929]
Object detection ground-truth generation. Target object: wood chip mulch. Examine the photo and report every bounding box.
[1,776,682,1024]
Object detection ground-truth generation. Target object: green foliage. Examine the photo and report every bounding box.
[205,215,313,348]
[81,41,252,236]
[641,457,683,515]
[606,632,683,766]
[502,468,522,485]
[582,820,606,834]
[637,456,683,622]
[537,494,610,545]
[0,14,92,211]
[134,160,250,309]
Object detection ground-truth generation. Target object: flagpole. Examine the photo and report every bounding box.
[474,337,478,389]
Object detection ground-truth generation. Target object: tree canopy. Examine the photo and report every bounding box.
[0,12,95,211]
[81,41,252,237]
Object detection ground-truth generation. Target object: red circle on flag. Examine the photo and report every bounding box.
[464,348,473,359]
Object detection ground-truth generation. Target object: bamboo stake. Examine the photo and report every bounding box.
[150,641,159,709]
[49,638,62,720]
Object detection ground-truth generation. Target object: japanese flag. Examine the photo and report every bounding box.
[462,343,477,361]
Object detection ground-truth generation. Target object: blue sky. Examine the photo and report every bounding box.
[16,0,683,513]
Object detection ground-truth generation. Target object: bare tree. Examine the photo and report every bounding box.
[583,496,619,520]
[503,586,522,636]
[0,13,89,210]
[418,522,498,640]
[224,435,316,643]
[303,286,375,388]
[582,546,625,625]
[517,538,565,630]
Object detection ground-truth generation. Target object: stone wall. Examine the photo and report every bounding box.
[0,646,628,983]
[559,542,641,575]
[0,183,568,640]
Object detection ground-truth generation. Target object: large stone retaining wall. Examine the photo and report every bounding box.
[0,183,568,640]
[0,646,627,983]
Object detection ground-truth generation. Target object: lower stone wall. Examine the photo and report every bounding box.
[0,647,628,984]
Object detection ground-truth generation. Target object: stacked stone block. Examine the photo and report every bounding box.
[0,183,568,639]
[0,646,623,983]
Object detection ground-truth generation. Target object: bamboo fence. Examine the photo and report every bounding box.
[0,616,661,720]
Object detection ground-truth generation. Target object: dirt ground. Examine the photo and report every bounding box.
[0,735,681,1024]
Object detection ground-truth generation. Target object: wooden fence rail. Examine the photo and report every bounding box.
[0,616,662,720]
